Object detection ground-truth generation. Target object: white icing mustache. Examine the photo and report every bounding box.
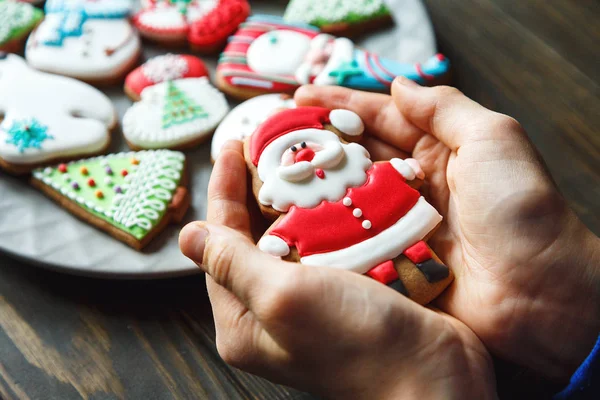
[277,141,345,182]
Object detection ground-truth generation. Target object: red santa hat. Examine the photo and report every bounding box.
[250,106,364,166]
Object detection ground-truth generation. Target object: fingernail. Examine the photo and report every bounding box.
[394,76,420,88]
[180,223,209,264]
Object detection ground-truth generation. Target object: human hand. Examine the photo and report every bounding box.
[295,79,600,381]
[179,141,497,399]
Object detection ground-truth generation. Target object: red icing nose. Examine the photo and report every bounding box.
[295,148,315,163]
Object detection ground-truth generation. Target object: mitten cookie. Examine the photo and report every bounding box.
[122,77,228,150]
[216,15,450,100]
[0,0,44,53]
[0,54,115,175]
[245,106,453,305]
[284,0,392,36]
[25,0,141,84]
[133,0,250,53]
[211,93,295,162]
[31,150,189,250]
[124,54,209,101]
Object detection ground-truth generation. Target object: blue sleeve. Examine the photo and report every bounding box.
[554,335,600,400]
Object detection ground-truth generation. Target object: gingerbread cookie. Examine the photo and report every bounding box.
[122,77,228,150]
[217,15,451,100]
[284,0,392,36]
[124,53,209,101]
[133,0,250,53]
[31,150,190,250]
[0,0,44,53]
[0,54,115,175]
[25,0,141,84]
[245,107,453,305]
[211,94,295,162]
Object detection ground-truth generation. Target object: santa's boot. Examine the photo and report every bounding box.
[403,241,449,283]
[365,260,408,296]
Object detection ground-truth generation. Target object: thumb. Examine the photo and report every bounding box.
[179,222,286,309]
[392,77,522,151]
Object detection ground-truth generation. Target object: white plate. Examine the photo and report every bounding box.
[0,0,437,278]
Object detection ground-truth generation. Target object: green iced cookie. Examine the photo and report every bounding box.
[284,0,390,31]
[0,0,44,48]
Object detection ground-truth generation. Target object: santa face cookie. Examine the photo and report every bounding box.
[284,0,391,36]
[133,0,250,53]
[0,54,115,174]
[122,77,228,150]
[124,54,209,101]
[0,0,44,53]
[211,94,295,161]
[25,1,141,83]
[245,107,453,305]
[32,150,189,250]
[217,15,451,100]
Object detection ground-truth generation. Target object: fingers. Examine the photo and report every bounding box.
[295,85,425,153]
[363,136,410,161]
[392,77,520,151]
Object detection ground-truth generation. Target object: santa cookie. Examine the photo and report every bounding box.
[284,0,392,36]
[245,107,453,305]
[122,77,228,150]
[124,54,209,101]
[217,15,451,100]
[0,54,115,175]
[211,93,295,161]
[133,0,250,53]
[25,0,141,84]
[32,150,189,250]
[0,0,44,53]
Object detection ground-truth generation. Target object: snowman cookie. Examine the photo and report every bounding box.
[211,94,295,162]
[133,0,250,53]
[122,77,228,150]
[0,0,44,53]
[124,54,209,101]
[0,54,115,174]
[217,15,451,100]
[245,106,453,305]
[32,150,189,250]
[25,0,141,84]
[284,0,392,36]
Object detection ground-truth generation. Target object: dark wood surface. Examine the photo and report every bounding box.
[1,1,598,399]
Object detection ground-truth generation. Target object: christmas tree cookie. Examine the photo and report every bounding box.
[0,0,44,53]
[284,0,391,36]
[122,77,228,150]
[31,150,190,250]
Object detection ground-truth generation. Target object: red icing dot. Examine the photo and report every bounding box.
[88,178,96,187]
[58,164,68,173]
[95,190,104,199]
[436,53,446,61]
[121,169,128,177]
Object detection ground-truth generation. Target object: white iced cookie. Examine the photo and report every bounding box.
[25,11,141,82]
[0,54,115,174]
[211,94,296,161]
[122,77,229,150]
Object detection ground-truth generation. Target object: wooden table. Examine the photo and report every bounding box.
[0,1,598,398]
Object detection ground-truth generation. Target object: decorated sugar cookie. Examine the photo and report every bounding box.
[211,94,295,161]
[122,77,228,150]
[0,0,44,53]
[217,15,450,100]
[133,0,250,53]
[124,54,209,101]
[32,150,189,250]
[245,107,453,305]
[284,0,391,36]
[25,0,141,83]
[0,54,115,174]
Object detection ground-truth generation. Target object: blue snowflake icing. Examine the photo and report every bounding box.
[4,118,53,153]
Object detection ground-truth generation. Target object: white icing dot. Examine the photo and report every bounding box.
[105,177,113,185]
[343,197,352,207]
[362,220,372,229]
[329,109,365,136]
[353,208,362,218]
[44,167,53,175]
[63,174,71,181]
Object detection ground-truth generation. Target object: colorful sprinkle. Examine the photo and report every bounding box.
[71,182,80,190]
[121,169,128,177]
[104,177,113,185]
[58,163,68,173]
[63,174,71,182]
[80,166,89,175]
[131,158,140,165]
[88,178,96,187]
[95,190,104,199]
[105,166,113,175]
[114,186,123,194]
[44,167,53,175]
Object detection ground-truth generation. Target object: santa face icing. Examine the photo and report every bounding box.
[0,54,114,167]
[122,77,229,149]
[25,0,141,81]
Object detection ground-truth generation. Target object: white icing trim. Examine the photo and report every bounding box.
[230,77,274,89]
[277,161,314,182]
[246,30,311,76]
[313,37,355,86]
[258,235,290,257]
[329,109,364,136]
[142,53,189,83]
[390,158,415,180]
[300,197,442,274]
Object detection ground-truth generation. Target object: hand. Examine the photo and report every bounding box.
[295,79,600,380]
[179,141,497,399]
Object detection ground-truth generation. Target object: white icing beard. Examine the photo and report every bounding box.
[258,140,372,212]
